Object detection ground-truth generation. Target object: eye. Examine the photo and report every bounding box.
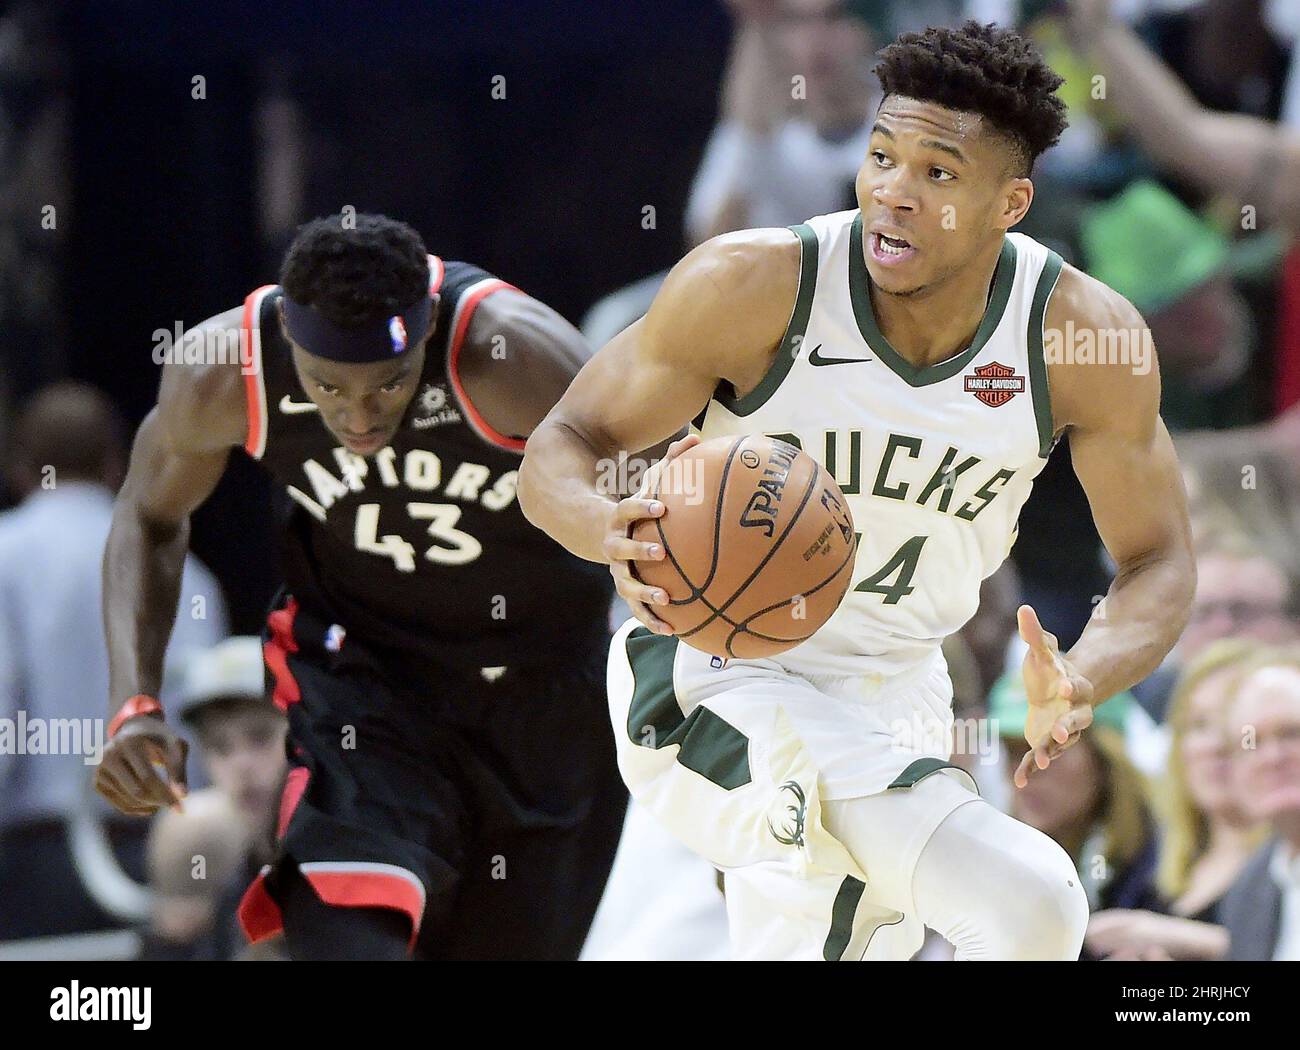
[380,379,405,394]
[871,149,892,168]
[930,167,955,182]
[316,383,340,397]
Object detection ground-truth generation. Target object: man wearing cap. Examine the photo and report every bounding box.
[95,213,628,960]
[143,636,285,961]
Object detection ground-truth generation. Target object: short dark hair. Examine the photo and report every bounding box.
[279,213,429,329]
[874,21,1068,176]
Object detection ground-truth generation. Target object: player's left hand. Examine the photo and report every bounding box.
[1013,604,1094,789]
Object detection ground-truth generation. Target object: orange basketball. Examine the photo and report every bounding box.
[631,434,857,659]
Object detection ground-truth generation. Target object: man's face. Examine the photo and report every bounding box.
[773,0,872,98]
[196,703,288,827]
[1181,554,1297,660]
[1231,667,1300,823]
[280,304,429,457]
[856,97,1029,297]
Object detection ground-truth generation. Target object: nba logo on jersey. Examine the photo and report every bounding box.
[388,315,407,353]
[325,623,347,652]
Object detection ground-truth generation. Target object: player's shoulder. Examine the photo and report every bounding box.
[1043,260,1158,432]
[656,226,803,324]
[1045,258,1146,334]
[155,303,249,452]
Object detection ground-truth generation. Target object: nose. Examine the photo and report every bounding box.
[872,167,919,213]
[340,398,382,435]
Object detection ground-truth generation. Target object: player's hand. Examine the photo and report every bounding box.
[602,433,701,636]
[1013,604,1094,789]
[95,714,189,816]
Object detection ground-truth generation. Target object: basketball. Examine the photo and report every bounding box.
[631,435,858,659]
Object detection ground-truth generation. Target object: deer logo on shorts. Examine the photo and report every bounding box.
[767,780,807,848]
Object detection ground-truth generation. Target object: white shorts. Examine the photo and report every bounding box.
[606,616,981,960]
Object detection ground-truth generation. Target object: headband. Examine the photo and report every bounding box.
[282,291,434,363]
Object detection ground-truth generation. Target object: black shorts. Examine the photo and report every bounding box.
[238,592,626,960]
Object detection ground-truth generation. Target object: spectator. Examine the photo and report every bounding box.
[142,636,287,961]
[1220,649,1300,959]
[685,0,879,247]
[1067,0,1300,414]
[1085,639,1270,960]
[1179,541,1300,664]
[0,382,226,950]
[1079,180,1260,431]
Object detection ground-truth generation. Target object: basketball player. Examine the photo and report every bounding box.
[95,213,627,960]
[518,22,1196,960]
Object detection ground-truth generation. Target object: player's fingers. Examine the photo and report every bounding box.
[604,534,665,564]
[613,497,665,526]
[95,766,159,815]
[128,743,182,808]
[1013,751,1035,788]
[1017,605,1058,656]
[609,564,675,633]
[663,433,701,462]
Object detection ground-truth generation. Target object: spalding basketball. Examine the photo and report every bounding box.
[631,435,857,659]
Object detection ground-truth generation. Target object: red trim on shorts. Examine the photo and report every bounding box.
[301,868,424,950]
[277,766,310,840]
[448,280,527,453]
[241,285,276,458]
[236,868,282,944]
[263,596,301,711]
[236,865,424,951]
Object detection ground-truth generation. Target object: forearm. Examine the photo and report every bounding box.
[1077,17,1269,195]
[518,419,620,564]
[1066,548,1195,704]
[103,500,190,713]
[1166,919,1230,961]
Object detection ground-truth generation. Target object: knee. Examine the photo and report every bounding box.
[1003,842,1089,961]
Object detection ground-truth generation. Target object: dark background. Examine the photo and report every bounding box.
[60,0,732,630]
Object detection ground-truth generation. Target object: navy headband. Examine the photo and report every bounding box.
[282,291,434,363]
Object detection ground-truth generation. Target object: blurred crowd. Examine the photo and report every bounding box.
[1,0,1299,961]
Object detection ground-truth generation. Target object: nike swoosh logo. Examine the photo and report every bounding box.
[279,395,319,414]
[808,344,871,366]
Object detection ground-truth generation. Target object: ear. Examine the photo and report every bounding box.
[999,177,1034,232]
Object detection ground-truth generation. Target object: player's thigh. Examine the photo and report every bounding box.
[821,768,982,916]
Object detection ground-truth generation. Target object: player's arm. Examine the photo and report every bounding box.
[1014,267,1196,786]
[97,308,246,815]
[518,229,800,628]
[1067,0,1300,230]
[457,288,597,441]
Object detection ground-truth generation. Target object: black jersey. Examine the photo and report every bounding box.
[239,256,611,671]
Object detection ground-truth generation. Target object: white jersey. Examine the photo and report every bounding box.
[693,209,1063,678]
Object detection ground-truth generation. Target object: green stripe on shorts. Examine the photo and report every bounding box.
[624,626,751,790]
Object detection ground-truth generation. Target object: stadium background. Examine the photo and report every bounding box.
[1,0,1298,961]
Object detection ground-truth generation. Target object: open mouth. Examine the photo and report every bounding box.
[869,231,917,265]
[340,429,387,454]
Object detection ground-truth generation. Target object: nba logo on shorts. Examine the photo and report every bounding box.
[388,315,407,353]
[325,623,347,652]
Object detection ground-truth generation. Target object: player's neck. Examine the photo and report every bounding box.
[868,237,1005,370]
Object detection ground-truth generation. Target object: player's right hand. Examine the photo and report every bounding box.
[602,433,701,636]
[95,716,189,816]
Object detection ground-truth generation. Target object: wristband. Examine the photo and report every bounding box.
[108,694,164,739]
